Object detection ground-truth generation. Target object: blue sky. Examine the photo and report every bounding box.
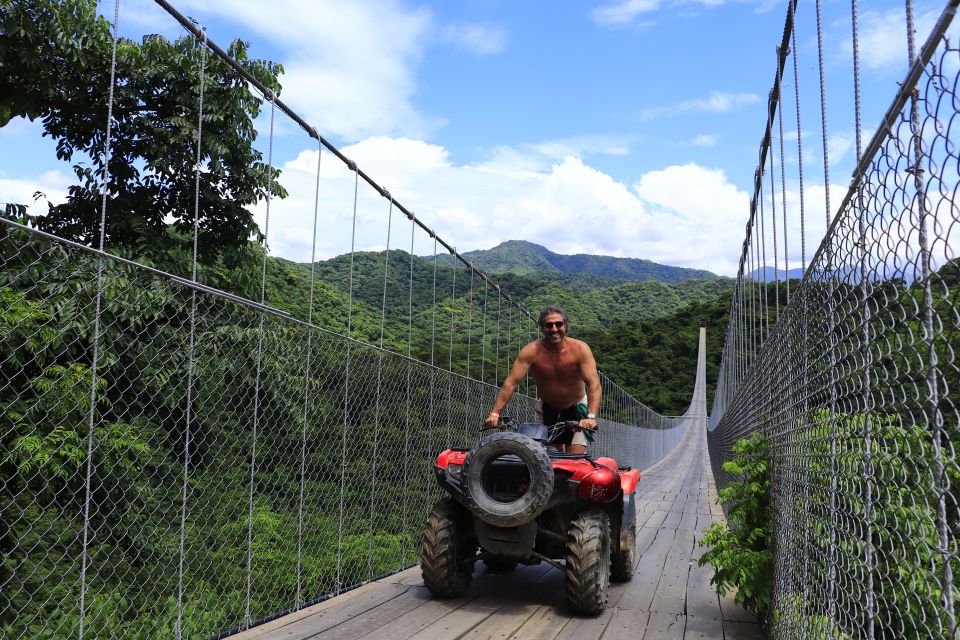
[0,0,948,275]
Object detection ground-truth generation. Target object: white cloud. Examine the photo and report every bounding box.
[174,0,435,141]
[441,24,507,56]
[840,7,940,72]
[689,134,719,147]
[826,131,854,166]
[0,172,72,213]
[253,137,768,276]
[529,136,632,160]
[590,0,661,26]
[640,91,761,119]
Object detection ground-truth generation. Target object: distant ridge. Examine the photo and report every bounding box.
[454,240,719,284]
[745,266,805,281]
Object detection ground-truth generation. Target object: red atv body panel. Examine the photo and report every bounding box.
[434,449,641,498]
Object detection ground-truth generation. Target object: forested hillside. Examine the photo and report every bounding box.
[263,250,736,413]
[452,240,719,283]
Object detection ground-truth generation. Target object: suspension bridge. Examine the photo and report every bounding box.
[0,0,958,639]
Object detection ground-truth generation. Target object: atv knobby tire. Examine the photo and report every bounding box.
[421,498,475,597]
[611,524,636,582]
[483,555,518,573]
[565,508,611,615]
[463,432,553,527]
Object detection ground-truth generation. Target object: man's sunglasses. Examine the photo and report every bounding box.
[541,321,566,329]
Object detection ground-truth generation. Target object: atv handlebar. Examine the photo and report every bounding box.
[481,417,590,439]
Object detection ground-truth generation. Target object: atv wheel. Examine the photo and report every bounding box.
[463,431,553,527]
[565,508,611,615]
[611,524,636,582]
[483,555,518,573]
[421,498,475,597]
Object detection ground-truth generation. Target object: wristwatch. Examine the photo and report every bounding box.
[586,413,597,420]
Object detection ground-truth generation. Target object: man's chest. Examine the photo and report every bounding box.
[531,351,580,379]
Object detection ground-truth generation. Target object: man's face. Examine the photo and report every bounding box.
[540,313,567,343]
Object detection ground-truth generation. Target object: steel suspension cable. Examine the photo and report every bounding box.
[335,164,360,593]
[296,138,323,609]
[905,1,955,633]
[850,2,875,633]
[367,196,395,579]
[246,94,276,626]
[777,77,791,304]
[79,2,120,637]
[176,32,207,638]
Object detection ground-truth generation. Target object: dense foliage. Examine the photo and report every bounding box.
[0,0,285,273]
[698,433,772,623]
[579,293,732,414]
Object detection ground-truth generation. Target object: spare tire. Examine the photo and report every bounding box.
[464,432,553,527]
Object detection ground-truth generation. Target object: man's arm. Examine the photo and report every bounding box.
[580,342,602,430]
[484,344,536,428]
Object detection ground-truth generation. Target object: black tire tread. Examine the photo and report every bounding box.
[464,432,553,527]
[611,524,636,582]
[565,508,610,615]
[421,499,474,597]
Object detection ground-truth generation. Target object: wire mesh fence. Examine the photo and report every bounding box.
[0,1,690,637]
[0,220,688,639]
[708,0,959,637]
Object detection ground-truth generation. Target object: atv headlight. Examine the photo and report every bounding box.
[447,462,463,481]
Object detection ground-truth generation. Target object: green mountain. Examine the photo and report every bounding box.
[262,245,736,409]
[456,240,719,283]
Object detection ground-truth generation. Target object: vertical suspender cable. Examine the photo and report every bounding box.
[759,178,769,337]
[79,3,120,637]
[466,268,475,438]
[367,197,394,579]
[769,133,780,324]
[495,287,502,385]
[296,139,323,609]
[246,94,276,627]
[335,165,360,592]
[815,0,840,626]
[850,2,875,635]
[400,213,415,566]
[447,250,456,448]
[427,235,438,465]
[176,32,206,639]
[481,279,489,385]
[777,77,791,305]
[905,1,954,633]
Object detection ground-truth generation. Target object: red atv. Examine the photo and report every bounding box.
[420,418,640,615]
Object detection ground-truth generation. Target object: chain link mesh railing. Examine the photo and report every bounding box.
[0,1,690,637]
[708,0,959,637]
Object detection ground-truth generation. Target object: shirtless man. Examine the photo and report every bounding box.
[484,307,601,453]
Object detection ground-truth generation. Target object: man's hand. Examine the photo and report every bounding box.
[579,418,597,431]
[483,412,501,429]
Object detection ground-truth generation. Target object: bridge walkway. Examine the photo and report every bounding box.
[231,422,764,640]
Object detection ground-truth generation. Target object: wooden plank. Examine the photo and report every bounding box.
[307,586,442,640]
[405,602,498,640]
[505,590,570,640]
[452,565,563,640]
[552,607,615,640]
[355,592,484,640]
[648,558,687,614]
[685,562,721,620]
[640,612,685,640]
[599,607,650,640]
[684,614,724,639]
[718,590,757,623]
[384,566,426,587]
[231,582,411,640]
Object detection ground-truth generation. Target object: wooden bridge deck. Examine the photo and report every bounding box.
[232,423,764,640]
